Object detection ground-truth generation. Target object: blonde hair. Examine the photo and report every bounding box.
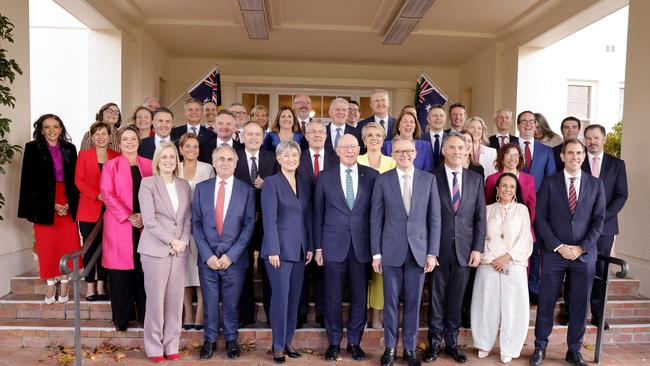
[152,142,180,177]
[464,116,490,145]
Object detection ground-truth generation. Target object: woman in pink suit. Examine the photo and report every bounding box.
[100,126,153,331]
[138,142,192,362]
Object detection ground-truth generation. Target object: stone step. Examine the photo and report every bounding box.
[0,317,648,349]
[2,293,649,325]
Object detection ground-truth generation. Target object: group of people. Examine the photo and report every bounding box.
[17,89,627,366]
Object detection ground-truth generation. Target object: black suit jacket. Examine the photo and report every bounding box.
[198,138,244,164]
[18,140,79,224]
[234,149,280,250]
[297,148,339,186]
[138,136,156,159]
[358,116,396,140]
[170,124,216,145]
[324,123,364,154]
[432,166,487,267]
[488,134,519,151]
[581,154,628,236]
[422,130,447,171]
[552,144,564,173]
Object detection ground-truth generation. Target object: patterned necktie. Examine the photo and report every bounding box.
[592,156,600,178]
[313,153,320,177]
[215,180,226,235]
[452,172,461,213]
[301,121,307,134]
[345,168,354,209]
[569,177,577,214]
[191,126,197,135]
[524,141,532,172]
[250,156,258,182]
[402,173,411,214]
[379,119,385,131]
[499,135,506,147]
[207,125,215,131]
[334,127,342,149]
[234,130,240,143]
[433,134,440,167]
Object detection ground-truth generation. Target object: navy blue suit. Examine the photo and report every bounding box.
[358,116,396,140]
[370,168,441,351]
[324,123,364,154]
[428,166,486,348]
[261,173,313,350]
[137,136,156,160]
[313,164,378,346]
[488,134,519,151]
[192,177,256,343]
[534,171,606,353]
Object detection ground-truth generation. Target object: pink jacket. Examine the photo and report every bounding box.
[100,155,153,270]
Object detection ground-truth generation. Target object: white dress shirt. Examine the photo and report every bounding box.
[429,130,444,150]
[339,163,359,199]
[186,123,201,135]
[309,148,325,173]
[373,115,390,131]
[217,138,235,147]
[329,123,346,150]
[587,151,604,175]
[213,175,234,217]
[444,165,463,201]
[519,137,536,158]
[245,150,260,176]
[563,169,582,202]
[155,134,170,148]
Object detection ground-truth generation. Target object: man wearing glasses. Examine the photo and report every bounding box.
[371,136,441,366]
[347,101,361,128]
[228,102,249,143]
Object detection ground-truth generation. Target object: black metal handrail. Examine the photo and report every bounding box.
[59,216,104,366]
[594,254,629,364]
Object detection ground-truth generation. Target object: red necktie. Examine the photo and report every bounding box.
[499,135,506,147]
[313,153,320,177]
[215,180,226,235]
[568,177,577,215]
[234,131,240,143]
[524,141,532,172]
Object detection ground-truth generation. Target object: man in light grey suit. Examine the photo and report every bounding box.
[371,136,442,366]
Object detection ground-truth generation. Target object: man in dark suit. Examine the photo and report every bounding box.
[199,110,244,163]
[531,139,606,366]
[488,107,519,151]
[293,94,313,134]
[517,111,556,304]
[296,120,338,328]
[553,116,581,172]
[583,124,628,328]
[357,89,396,140]
[421,104,447,170]
[235,122,280,327]
[170,98,216,144]
[426,133,486,364]
[192,144,256,360]
[371,136,441,366]
[325,98,364,154]
[138,107,174,159]
[314,134,378,361]
[443,103,466,134]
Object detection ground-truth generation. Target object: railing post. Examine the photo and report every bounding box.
[73,257,81,366]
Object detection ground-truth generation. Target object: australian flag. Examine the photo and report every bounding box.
[187,65,222,106]
[415,73,448,132]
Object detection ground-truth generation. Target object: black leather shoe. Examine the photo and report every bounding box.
[324,345,340,361]
[272,348,285,364]
[591,316,610,330]
[565,351,588,366]
[284,345,301,358]
[423,344,439,363]
[380,348,396,366]
[296,314,307,329]
[199,340,216,359]
[403,350,421,366]
[226,341,240,359]
[530,348,545,366]
[346,344,366,361]
[182,324,193,331]
[444,346,467,363]
[558,309,569,326]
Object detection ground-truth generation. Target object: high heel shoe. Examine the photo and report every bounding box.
[58,279,69,303]
[44,280,56,305]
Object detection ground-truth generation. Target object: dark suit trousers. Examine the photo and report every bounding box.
[79,221,107,283]
[198,262,246,343]
[323,246,371,346]
[590,235,616,320]
[107,262,146,329]
[426,250,471,348]
[299,260,325,319]
[239,246,271,323]
[383,249,425,351]
[534,252,595,353]
[528,240,542,296]
[265,259,305,350]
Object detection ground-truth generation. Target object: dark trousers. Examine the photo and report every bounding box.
[239,246,271,323]
[199,261,246,343]
[383,250,425,351]
[299,259,324,321]
[461,267,476,324]
[79,221,107,283]
[107,260,146,329]
[323,246,371,346]
[427,254,471,348]
[591,236,615,320]
[528,241,542,296]
[534,252,595,353]
[266,259,305,350]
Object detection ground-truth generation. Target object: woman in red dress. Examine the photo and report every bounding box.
[18,114,82,304]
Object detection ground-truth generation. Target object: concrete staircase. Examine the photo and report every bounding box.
[1,268,649,349]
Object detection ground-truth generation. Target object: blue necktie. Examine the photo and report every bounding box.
[335,127,342,149]
[345,168,354,209]
[452,172,461,213]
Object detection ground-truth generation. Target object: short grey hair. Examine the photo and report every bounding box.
[211,144,239,164]
[329,97,349,112]
[305,119,326,133]
[442,131,465,147]
[494,107,512,119]
[390,135,415,153]
[371,89,390,100]
[276,140,301,156]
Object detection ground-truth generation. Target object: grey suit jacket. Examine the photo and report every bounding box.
[138,176,193,258]
[370,168,441,268]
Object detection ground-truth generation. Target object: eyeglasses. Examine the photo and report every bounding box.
[504,153,521,159]
[104,109,120,115]
[232,111,247,115]
[519,119,535,125]
[337,145,359,151]
[393,149,415,155]
[349,108,359,113]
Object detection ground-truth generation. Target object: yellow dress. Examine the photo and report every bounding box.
[357,153,396,310]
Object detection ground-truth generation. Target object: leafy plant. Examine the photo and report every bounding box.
[0,14,24,220]
[604,121,622,158]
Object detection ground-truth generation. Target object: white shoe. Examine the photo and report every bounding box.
[44,280,56,304]
[478,350,490,359]
[58,279,69,303]
[44,295,56,304]
[501,356,512,363]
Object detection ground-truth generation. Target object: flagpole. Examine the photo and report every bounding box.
[167,63,219,110]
